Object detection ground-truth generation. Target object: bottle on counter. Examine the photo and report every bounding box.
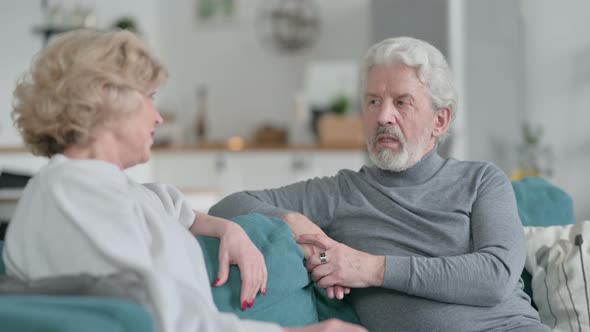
[195,85,208,143]
[289,92,314,146]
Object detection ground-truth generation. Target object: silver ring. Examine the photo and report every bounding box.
[319,252,328,264]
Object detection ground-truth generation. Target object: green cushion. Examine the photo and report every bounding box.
[313,286,360,324]
[512,177,575,227]
[0,296,154,332]
[197,214,319,327]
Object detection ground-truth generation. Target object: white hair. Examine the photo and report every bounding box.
[360,37,457,142]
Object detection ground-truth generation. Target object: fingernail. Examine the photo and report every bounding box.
[262,288,267,296]
[212,278,220,287]
[249,299,255,308]
[241,301,248,311]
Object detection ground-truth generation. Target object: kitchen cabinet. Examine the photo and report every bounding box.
[0,146,367,215]
[151,149,367,195]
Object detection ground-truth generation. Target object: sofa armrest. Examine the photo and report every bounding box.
[0,295,154,332]
[0,269,156,332]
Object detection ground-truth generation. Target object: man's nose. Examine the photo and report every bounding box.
[376,102,398,126]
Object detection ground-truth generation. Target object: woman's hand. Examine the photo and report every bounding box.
[190,211,267,311]
[216,223,268,311]
[284,319,367,332]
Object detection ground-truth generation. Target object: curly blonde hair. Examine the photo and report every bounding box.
[12,29,168,157]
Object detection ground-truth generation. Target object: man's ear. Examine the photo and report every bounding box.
[432,107,452,138]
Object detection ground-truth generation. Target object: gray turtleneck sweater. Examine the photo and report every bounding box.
[209,151,549,332]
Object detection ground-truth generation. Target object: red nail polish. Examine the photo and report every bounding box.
[249,299,255,308]
[241,301,248,311]
[213,278,220,286]
[262,289,267,296]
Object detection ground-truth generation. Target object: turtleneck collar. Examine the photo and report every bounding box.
[364,148,447,187]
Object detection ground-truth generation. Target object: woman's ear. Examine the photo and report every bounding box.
[432,107,452,138]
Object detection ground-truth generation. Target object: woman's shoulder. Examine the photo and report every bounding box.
[38,155,130,193]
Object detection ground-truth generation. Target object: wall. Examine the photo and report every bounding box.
[369,0,460,159]
[0,0,369,145]
[156,0,370,142]
[464,0,589,220]
[520,0,590,221]
[2,1,587,219]
[0,2,42,146]
[371,0,448,56]
[0,0,160,146]
[463,0,526,172]
[370,0,589,220]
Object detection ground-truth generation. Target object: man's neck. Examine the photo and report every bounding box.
[369,148,445,187]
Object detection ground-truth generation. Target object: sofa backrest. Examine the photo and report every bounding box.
[512,177,575,227]
[511,176,575,305]
[0,177,574,322]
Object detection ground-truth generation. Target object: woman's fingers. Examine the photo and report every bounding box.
[237,258,266,311]
[215,253,230,287]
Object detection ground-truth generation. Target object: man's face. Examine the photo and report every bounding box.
[363,64,439,172]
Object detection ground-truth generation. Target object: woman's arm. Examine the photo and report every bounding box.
[143,183,269,309]
[5,165,282,332]
[189,210,243,237]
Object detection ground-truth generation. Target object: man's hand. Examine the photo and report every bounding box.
[282,213,350,299]
[297,234,385,289]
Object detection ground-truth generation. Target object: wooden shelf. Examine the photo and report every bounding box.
[0,142,365,154]
[0,188,23,202]
[0,146,33,153]
[152,142,366,152]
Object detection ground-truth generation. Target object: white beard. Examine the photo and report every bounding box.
[367,125,432,172]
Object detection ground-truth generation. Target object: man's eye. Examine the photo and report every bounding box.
[369,99,380,105]
[396,100,408,106]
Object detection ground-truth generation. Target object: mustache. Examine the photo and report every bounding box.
[369,126,405,145]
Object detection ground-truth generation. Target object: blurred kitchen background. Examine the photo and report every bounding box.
[0,0,588,222]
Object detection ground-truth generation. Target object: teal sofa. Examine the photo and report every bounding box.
[0,177,574,331]
[1,240,157,332]
[0,214,359,332]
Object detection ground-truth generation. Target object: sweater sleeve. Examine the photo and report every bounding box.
[3,163,281,332]
[209,175,341,230]
[382,166,526,306]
